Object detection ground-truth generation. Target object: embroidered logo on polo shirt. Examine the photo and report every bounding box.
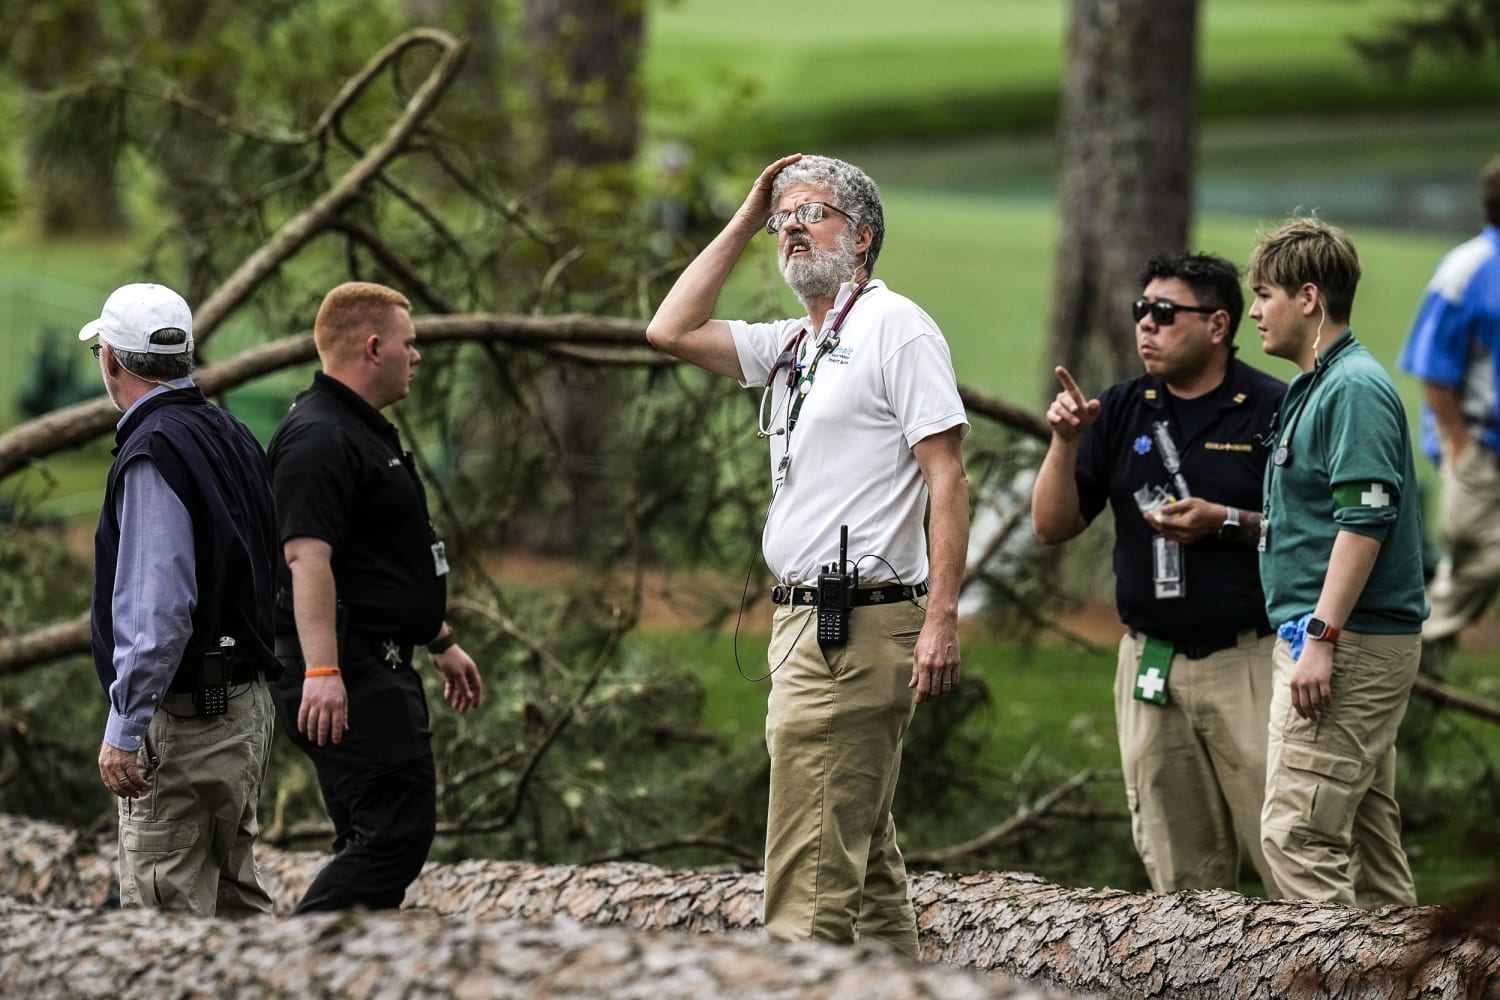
[1133,435,1153,455]
[826,345,855,366]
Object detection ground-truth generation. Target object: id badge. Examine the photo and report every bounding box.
[431,540,450,577]
[1152,536,1185,599]
[1134,636,1173,705]
[1258,516,1269,553]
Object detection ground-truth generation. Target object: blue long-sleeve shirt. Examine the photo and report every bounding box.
[104,380,198,751]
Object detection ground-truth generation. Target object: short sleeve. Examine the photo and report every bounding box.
[1321,378,1405,538]
[882,330,968,447]
[729,318,803,388]
[271,420,358,548]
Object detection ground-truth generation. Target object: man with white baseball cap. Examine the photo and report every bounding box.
[82,281,281,916]
[78,282,195,355]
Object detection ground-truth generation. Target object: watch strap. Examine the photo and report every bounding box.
[1307,617,1341,643]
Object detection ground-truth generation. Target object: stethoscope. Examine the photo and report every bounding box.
[1270,332,1356,467]
[756,281,870,439]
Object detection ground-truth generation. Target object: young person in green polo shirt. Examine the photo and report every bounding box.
[1248,217,1429,907]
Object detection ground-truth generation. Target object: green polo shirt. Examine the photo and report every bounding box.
[1260,331,1429,633]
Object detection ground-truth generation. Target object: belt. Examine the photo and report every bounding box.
[167,658,260,693]
[1132,624,1274,661]
[274,632,414,667]
[770,581,929,607]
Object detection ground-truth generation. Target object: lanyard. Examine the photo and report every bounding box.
[786,281,869,433]
[1272,334,1356,467]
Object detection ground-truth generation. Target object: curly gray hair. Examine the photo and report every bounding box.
[770,155,885,276]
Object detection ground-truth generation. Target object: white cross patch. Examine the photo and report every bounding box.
[1361,483,1391,507]
[1136,667,1166,700]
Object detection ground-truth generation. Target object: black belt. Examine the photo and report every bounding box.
[770,581,929,607]
[167,659,260,693]
[274,632,414,667]
[1132,624,1274,661]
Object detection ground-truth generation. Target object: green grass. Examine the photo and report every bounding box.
[629,627,1120,777]
[645,0,1500,152]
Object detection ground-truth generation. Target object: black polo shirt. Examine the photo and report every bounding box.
[1075,358,1286,641]
[269,372,446,644]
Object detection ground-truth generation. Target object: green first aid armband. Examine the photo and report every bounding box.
[1333,481,1396,509]
[1134,636,1173,705]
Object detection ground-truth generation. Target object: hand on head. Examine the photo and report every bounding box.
[737,154,804,230]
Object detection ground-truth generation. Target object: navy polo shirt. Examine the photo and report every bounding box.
[1075,358,1286,641]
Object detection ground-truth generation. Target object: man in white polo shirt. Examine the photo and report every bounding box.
[647,154,969,958]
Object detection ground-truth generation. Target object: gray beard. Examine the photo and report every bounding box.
[780,230,858,304]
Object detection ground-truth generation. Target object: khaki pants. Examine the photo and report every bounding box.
[1261,632,1418,907]
[1114,630,1277,894]
[117,677,275,916]
[763,599,923,958]
[1426,442,1500,643]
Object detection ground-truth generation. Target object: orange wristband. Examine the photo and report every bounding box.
[304,667,342,678]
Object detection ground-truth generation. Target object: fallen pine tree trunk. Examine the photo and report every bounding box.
[0,896,1081,1000]
[1,814,1495,999]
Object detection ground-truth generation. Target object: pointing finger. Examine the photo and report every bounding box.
[1055,366,1088,408]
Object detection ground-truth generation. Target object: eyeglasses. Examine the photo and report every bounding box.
[90,343,103,360]
[1132,298,1219,326]
[766,201,853,235]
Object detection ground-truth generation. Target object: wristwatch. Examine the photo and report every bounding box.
[1218,505,1241,538]
[1306,617,1341,643]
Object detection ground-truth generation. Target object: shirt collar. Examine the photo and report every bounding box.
[116,377,196,430]
[311,371,399,437]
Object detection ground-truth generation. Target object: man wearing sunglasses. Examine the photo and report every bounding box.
[1033,253,1286,896]
[647,154,969,957]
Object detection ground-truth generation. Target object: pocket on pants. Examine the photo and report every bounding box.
[1271,743,1360,838]
[121,818,197,857]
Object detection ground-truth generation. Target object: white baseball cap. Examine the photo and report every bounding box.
[78,283,194,355]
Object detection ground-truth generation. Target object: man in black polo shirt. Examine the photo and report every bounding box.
[269,281,482,912]
[1032,253,1286,894]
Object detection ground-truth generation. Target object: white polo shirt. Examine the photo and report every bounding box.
[729,279,969,587]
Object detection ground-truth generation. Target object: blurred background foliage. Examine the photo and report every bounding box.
[0,0,1498,901]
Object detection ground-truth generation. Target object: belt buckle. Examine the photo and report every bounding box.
[771,585,788,605]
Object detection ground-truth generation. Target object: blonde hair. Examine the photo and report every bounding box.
[313,282,412,365]
[1246,217,1361,324]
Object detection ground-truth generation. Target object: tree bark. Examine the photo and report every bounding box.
[0,896,1081,1000]
[2,814,1495,999]
[1047,0,1201,399]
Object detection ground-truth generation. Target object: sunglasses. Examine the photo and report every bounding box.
[766,201,853,235]
[1132,298,1220,326]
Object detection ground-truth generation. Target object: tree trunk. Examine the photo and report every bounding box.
[2,814,1495,999]
[1047,0,1201,400]
[0,896,1082,1000]
[520,0,644,171]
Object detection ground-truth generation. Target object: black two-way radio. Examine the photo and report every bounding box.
[816,525,858,647]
